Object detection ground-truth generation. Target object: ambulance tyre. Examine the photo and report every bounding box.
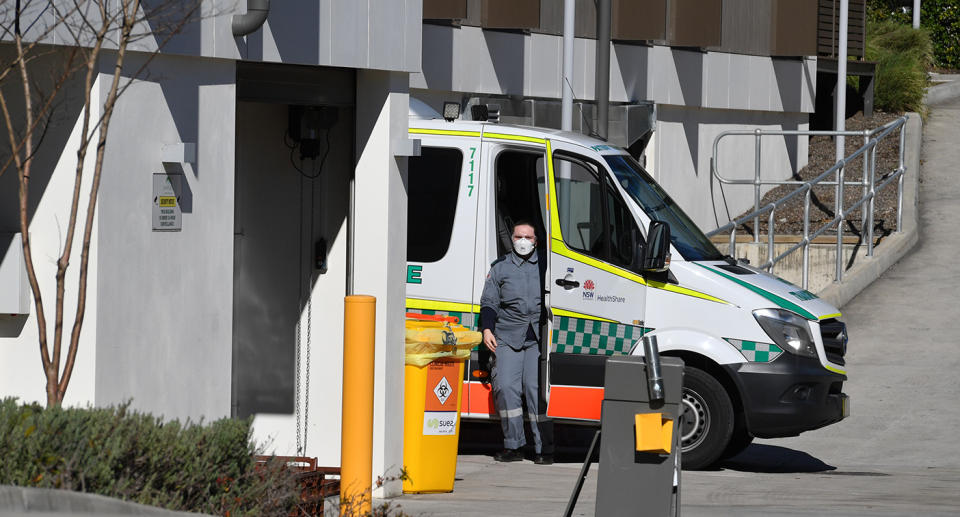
[680,367,734,470]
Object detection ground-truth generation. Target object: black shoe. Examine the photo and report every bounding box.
[533,454,554,465]
[494,448,524,462]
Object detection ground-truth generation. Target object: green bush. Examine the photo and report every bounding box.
[0,399,298,516]
[868,0,960,70]
[865,20,933,112]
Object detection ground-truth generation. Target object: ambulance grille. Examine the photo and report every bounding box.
[819,318,847,367]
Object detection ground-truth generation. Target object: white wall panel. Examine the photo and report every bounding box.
[94,54,235,422]
[0,76,101,408]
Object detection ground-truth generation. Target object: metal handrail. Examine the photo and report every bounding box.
[707,116,908,290]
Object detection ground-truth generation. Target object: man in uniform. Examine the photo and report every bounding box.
[480,220,552,464]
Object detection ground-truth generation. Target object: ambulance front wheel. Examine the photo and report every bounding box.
[680,367,734,470]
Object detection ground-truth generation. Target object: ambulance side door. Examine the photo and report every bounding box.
[544,142,648,421]
[465,136,551,417]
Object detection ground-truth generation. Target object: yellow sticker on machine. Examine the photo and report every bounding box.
[158,196,177,207]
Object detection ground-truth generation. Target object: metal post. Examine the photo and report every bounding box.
[867,142,877,257]
[563,430,601,517]
[897,124,905,232]
[836,0,849,163]
[836,162,845,282]
[754,129,762,243]
[861,130,870,251]
[767,209,775,273]
[729,228,736,257]
[561,0,575,132]
[595,0,611,141]
[913,0,921,29]
[802,188,811,289]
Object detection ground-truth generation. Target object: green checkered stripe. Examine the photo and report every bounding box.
[725,338,783,363]
[406,308,478,331]
[551,315,651,356]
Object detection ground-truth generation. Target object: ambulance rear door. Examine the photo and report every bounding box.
[405,131,483,413]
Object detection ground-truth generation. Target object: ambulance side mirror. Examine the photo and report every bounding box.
[642,221,671,272]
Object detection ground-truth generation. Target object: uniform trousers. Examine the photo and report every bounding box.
[491,338,542,453]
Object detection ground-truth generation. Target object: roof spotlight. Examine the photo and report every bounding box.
[442,102,461,122]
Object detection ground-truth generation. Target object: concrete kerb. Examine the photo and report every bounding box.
[818,112,921,308]
[0,486,208,517]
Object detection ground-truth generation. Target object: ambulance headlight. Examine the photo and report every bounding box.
[753,309,818,359]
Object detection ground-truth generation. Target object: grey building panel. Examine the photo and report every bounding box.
[405,0,423,73]
[369,0,407,71]
[330,0,369,68]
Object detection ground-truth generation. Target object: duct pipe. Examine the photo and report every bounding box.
[835,0,848,162]
[232,0,270,37]
[561,0,575,131]
[594,0,611,141]
[913,0,921,28]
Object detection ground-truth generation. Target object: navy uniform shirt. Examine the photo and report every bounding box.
[480,249,546,349]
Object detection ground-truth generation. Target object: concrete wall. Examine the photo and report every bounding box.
[413,25,816,232]
[413,25,815,110]
[652,106,809,230]
[352,70,411,497]
[203,0,423,73]
[93,52,236,422]
[237,100,352,470]
[5,1,422,73]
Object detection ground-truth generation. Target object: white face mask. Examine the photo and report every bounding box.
[513,237,535,256]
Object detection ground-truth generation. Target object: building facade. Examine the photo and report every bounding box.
[2,0,822,497]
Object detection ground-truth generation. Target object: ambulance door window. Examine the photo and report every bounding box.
[407,147,463,262]
[553,156,607,259]
[604,174,644,272]
[553,154,643,272]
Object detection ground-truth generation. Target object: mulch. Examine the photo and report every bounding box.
[726,111,906,241]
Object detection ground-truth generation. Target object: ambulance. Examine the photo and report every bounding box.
[405,100,849,469]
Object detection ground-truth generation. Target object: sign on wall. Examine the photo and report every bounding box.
[152,173,182,231]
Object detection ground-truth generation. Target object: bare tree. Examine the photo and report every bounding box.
[0,0,200,406]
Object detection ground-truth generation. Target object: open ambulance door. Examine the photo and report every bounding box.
[544,141,649,422]
[461,133,552,418]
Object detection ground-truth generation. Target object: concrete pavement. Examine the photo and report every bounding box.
[386,93,960,516]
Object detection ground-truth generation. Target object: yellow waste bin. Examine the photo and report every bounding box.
[402,314,481,493]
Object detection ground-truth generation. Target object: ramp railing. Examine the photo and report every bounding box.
[707,116,907,289]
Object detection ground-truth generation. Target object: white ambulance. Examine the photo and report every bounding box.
[405,101,849,469]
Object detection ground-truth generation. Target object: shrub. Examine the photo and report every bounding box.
[0,398,298,516]
[865,20,933,112]
[868,0,960,70]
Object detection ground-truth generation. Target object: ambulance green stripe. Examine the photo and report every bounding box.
[696,263,817,320]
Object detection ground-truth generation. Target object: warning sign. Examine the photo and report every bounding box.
[424,361,459,412]
[433,376,452,405]
[423,361,460,436]
[152,173,182,231]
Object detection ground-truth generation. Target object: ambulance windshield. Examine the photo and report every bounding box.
[604,154,724,261]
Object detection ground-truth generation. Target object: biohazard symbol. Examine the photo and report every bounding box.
[433,376,452,405]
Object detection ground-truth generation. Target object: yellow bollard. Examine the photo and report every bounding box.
[340,295,376,516]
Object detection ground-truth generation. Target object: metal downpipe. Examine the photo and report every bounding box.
[594,0,611,141]
[232,0,270,37]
